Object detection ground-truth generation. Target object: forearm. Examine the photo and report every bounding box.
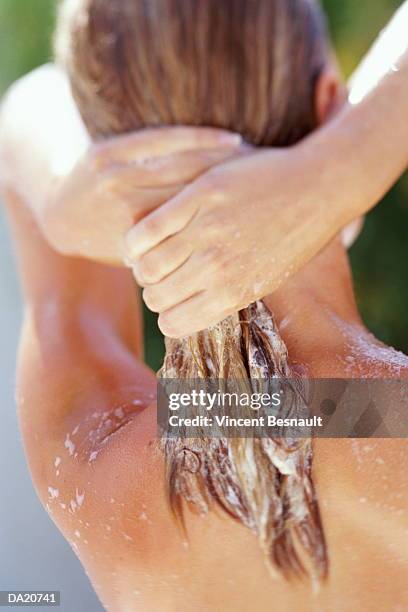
[0,64,89,223]
[309,1,408,226]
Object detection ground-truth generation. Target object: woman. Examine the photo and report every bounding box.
[1,0,408,610]
[1,3,407,337]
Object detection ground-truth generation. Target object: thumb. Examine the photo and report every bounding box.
[123,186,183,223]
[124,182,200,259]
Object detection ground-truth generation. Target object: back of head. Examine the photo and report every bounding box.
[56,0,329,146]
[56,0,330,581]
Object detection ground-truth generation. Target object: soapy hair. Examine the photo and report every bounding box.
[56,0,329,579]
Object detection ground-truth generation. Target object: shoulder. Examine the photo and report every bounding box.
[0,64,71,149]
[0,64,68,164]
[1,64,68,110]
[0,65,71,142]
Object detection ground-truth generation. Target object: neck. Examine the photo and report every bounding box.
[264,239,365,375]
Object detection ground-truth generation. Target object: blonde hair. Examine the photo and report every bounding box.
[56,0,330,579]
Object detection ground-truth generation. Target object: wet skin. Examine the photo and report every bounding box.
[4,189,408,612]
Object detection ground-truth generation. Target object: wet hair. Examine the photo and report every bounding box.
[56,0,328,145]
[56,0,329,580]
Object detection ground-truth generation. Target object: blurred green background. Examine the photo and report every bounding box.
[0,0,406,371]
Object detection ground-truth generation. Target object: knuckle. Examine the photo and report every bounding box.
[200,206,232,233]
[144,216,162,238]
[199,212,222,235]
[201,246,224,270]
[138,255,159,283]
[88,144,109,173]
[206,246,233,276]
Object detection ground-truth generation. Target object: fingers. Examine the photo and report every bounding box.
[113,185,181,222]
[142,255,202,313]
[133,233,194,285]
[96,126,241,166]
[124,184,200,259]
[110,147,238,188]
[157,291,233,338]
[140,246,240,335]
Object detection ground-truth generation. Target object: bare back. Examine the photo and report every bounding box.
[4,189,408,612]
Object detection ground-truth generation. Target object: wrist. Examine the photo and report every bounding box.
[298,102,390,231]
[295,133,353,237]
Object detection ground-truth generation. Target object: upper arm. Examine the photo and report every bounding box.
[3,188,156,528]
[17,297,157,503]
[16,270,159,548]
[17,305,159,565]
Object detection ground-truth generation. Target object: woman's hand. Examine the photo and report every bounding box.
[40,127,241,265]
[123,0,408,338]
[125,142,350,337]
[0,68,241,266]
